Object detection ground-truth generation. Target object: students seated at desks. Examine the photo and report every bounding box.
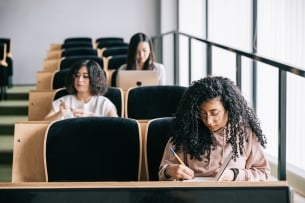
[159,76,271,181]
[119,32,166,85]
[43,59,118,121]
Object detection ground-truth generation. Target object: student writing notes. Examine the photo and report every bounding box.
[159,76,270,181]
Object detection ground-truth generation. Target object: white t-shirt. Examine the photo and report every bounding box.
[52,94,117,119]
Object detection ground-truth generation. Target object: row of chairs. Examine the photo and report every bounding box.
[12,116,173,182]
[48,36,126,53]
[45,42,128,63]
[39,37,129,89]
[45,36,127,64]
[26,85,186,182]
[39,54,128,88]
[28,85,187,121]
[45,116,173,181]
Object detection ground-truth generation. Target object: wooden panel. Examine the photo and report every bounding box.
[43,59,60,72]
[36,71,54,90]
[48,43,61,51]
[138,120,149,181]
[46,50,61,60]
[28,90,55,121]
[0,180,290,188]
[12,121,50,182]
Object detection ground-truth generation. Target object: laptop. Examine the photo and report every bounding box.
[184,152,233,182]
[116,70,159,90]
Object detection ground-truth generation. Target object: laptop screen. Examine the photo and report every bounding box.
[116,70,159,90]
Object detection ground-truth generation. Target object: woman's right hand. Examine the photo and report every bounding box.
[59,101,71,115]
[165,164,194,180]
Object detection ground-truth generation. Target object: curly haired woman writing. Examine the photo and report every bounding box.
[159,76,270,181]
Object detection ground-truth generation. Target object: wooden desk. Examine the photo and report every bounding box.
[0,181,291,203]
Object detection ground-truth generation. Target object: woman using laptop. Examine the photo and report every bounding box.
[119,32,166,85]
[159,76,270,181]
[43,59,118,121]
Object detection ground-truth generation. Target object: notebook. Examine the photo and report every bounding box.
[116,70,159,90]
[184,152,233,182]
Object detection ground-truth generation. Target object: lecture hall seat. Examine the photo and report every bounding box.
[44,117,142,181]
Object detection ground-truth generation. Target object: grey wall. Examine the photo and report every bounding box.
[0,0,160,85]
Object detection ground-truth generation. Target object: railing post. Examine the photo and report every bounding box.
[152,37,163,64]
[236,54,242,89]
[206,44,212,76]
[174,32,180,84]
[188,37,192,85]
[252,0,258,112]
[278,69,287,180]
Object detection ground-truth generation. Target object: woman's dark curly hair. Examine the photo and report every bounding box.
[172,76,267,161]
[65,59,108,95]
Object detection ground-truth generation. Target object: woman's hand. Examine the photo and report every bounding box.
[165,164,194,180]
[59,101,72,115]
[71,109,95,117]
[218,168,235,181]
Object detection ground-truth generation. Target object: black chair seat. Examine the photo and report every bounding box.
[95,37,124,45]
[64,37,92,44]
[102,46,129,57]
[61,48,98,58]
[45,117,141,181]
[59,55,104,70]
[146,117,173,181]
[125,85,187,119]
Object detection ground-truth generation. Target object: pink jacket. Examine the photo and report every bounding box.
[159,127,271,181]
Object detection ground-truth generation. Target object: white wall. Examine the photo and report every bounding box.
[0,0,160,85]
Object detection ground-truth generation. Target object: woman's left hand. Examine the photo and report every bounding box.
[72,109,94,117]
[72,109,84,117]
[218,169,235,181]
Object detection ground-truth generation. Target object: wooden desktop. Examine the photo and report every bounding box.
[0,181,291,203]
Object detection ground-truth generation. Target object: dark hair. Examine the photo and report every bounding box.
[126,32,156,70]
[172,76,267,161]
[65,59,107,95]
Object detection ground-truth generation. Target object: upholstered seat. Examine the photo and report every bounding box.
[61,47,98,58]
[61,41,93,50]
[95,37,124,45]
[104,54,127,86]
[52,69,69,89]
[97,41,128,50]
[44,117,142,181]
[125,85,186,180]
[0,42,8,99]
[59,55,104,71]
[145,117,173,181]
[63,37,92,44]
[102,46,129,58]
[0,38,13,87]
[125,85,187,119]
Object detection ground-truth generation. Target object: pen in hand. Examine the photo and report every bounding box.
[59,99,73,111]
[170,147,185,166]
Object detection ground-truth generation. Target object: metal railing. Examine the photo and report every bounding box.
[152,30,305,181]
